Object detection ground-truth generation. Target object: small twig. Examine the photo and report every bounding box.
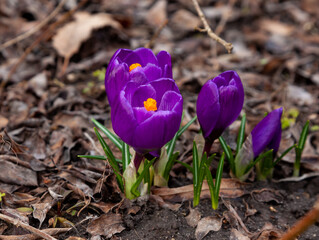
[215,0,236,36]
[0,213,57,240]
[273,172,319,183]
[0,0,68,51]
[191,0,233,53]
[280,198,319,240]
[0,155,31,169]
[144,19,169,49]
[0,228,70,240]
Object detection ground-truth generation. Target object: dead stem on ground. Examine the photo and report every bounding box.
[0,213,58,240]
[280,197,319,240]
[191,0,233,53]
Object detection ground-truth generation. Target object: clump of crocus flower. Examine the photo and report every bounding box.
[197,70,244,155]
[89,48,184,199]
[79,48,309,208]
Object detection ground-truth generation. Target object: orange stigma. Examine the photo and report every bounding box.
[129,63,142,72]
[144,98,157,111]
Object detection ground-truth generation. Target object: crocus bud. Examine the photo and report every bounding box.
[105,48,183,166]
[196,71,244,150]
[235,108,283,180]
[251,107,283,157]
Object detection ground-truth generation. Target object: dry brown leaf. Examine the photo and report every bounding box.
[32,195,56,228]
[223,200,251,235]
[259,19,294,36]
[149,195,181,212]
[230,228,250,240]
[0,116,8,129]
[1,209,29,224]
[195,216,223,240]
[66,237,86,240]
[87,212,125,238]
[170,9,201,33]
[145,0,167,27]
[0,223,7,235]
[152,179,249,202]
[27,72,48,98]
[52,111,92,131]
[0,160,38,186]
[90,202,120,214]
[251,189,284,204]
[52,12,121,59]
[254,222,282,240]
[185,207,201,228]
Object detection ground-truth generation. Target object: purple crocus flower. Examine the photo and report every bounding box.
[251,107,283,157]
[105,48,172,107]
[105,48,183,168]
[196,71,244,152]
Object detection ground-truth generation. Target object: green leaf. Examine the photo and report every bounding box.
[175,160,193,174]
[214,153,225,202]
[163,152,179,180]
[219,136,235,174]
[298,121,310,151]
[192,141,200,207]
[130,158,156,197]
[273,144,296,167]
[244,149,273,175]
[236,114,246,154]
[198,152,208,187]
[164,132,179,176]
[204,164,215,209]
[78,155,106,160]
[92,118,123,151]
[94,127,124,192]
[206,154,216,167]
[192,141,199,188]
[176,116,197,138]
[256,150,275,180]
[163,116,197,179]
[293,120,310,177]
[196,152,209,206]
[16,207,33,214]
[122,142,131,172]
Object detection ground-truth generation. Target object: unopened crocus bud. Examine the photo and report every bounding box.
[251,108,283,157]
[235,108,283,180]
[196,70,244,153]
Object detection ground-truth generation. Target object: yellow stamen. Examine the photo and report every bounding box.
[129,63,142,72]
[144,98,157,111]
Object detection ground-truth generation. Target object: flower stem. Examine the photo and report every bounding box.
[203,139,213,156]
[134,152,144,171]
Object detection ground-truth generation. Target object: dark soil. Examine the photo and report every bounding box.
[115,177,319,240]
